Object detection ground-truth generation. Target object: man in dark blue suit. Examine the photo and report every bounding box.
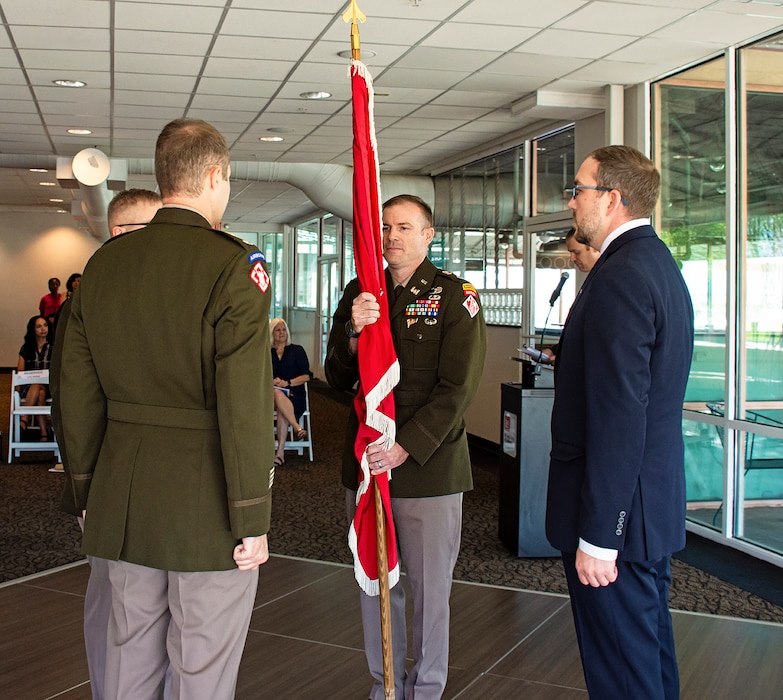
[546,145,694,699]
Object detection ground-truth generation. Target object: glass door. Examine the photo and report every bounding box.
[317,256,340,372]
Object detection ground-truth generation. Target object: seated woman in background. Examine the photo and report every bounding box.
[270,317,312,467]
[17,315,53,440]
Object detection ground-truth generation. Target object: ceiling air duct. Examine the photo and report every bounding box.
[56,148,127,240]
[229,161,435,223]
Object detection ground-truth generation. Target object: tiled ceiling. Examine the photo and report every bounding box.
[0,0,781,227]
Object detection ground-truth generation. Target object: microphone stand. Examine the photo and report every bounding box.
[532,271,568,380]
[533,305,554,378]
[523,272,569,386]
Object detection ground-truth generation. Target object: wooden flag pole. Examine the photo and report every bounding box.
[344,3,395,698]
[374,481,395,700]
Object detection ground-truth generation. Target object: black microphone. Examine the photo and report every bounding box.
[532,271,569,379]
[548,271,570,306]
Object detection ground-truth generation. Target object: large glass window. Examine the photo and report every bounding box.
[295,219,319,308]
[739,428,783,547]
[343,221,355,287]
[431,228,511,290]
[432,128,577,329]
[655,34,783,561]
[740,40,783,417]
[532,128,575,216]
[682,413,724,529]
[655,57,727,407]
[736,37,783,553]
[432,145,526,292]
[322,215,338,256]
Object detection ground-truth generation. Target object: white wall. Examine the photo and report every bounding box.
[464,324,523,444]
[624,84,649,154]
[575,113,606,165]
[0,212,100,365]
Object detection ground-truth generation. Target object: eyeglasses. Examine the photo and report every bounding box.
[566,184,627,207]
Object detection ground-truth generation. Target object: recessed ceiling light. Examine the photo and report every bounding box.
[259,136,284,142]
[67,128,92,135]
[337,49,376,59]
[39,181,57,186]
[267,127,294,133]
[300,91,331,100]
[29,168,48,173]
[53,79,86,88]
[49,198,64,203]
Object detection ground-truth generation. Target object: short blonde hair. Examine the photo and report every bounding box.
[107,189,162,229]
[155,119,230,198]
[269,317,291,346]
[590,145,660,219]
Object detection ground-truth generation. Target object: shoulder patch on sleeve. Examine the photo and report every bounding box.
[463,295,480,318]
[249,251,266,264]
[250,261,270,293]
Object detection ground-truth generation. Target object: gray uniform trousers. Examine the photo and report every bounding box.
[84,554,111,700]
[347,490,463,700]
[104,560,258,700]
[76,514,112,700]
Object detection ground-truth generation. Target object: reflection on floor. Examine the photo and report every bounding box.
[688,505,783,555]
[2,555,783,699]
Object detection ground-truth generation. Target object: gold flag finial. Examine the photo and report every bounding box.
[342,0,366,61]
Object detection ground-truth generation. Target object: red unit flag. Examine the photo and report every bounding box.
[348,59,400,596]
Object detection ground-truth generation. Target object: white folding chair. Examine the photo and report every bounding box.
[274,382,314,461]
[8,369,60,463]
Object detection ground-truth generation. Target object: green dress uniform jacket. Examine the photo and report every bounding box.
[49,296,80,517]
[325,258,487,498]
[60,207,274,572]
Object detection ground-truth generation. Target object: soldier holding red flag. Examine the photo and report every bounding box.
[326,194,486,699]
